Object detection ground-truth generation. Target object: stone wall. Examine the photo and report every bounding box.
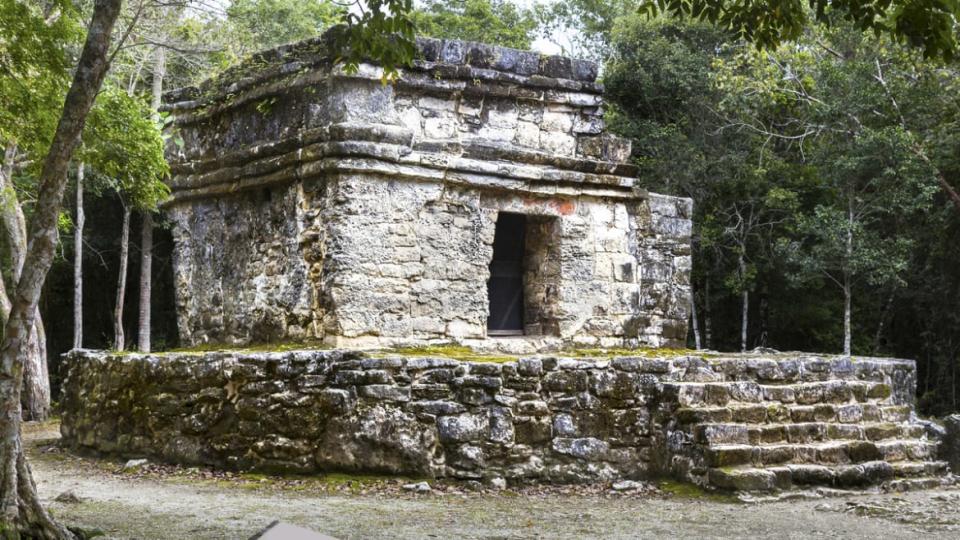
[162,34,692,350]
[60,349,949,490]
[170,184,314,345]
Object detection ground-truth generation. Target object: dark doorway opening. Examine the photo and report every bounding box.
[487,213,526,335]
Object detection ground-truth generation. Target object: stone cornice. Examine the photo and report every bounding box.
[162,35,602,118]
[163,121,643,206]
[164,147,647,207]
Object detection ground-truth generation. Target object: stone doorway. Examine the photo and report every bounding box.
[487,212,561,337]
[487,213,526,335]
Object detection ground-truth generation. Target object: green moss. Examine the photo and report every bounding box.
[318,472,422,487]
[563,347,701,358]
[165,340,331,355]
[375,344,517,363]
[378,344,702,363]
[658,480,737,503]
[121,342,701,363]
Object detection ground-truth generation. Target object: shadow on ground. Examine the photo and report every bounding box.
[24,421,960,540]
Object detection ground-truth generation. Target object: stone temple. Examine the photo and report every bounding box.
[161,33,692,352]
[59,35,957,493]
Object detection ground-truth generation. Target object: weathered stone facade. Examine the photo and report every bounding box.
[162,34,692,350]
[60,349,954,490]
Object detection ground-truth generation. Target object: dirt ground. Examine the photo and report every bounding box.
[24,422,960,540]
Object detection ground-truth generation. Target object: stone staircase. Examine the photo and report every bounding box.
[657,356,955,492]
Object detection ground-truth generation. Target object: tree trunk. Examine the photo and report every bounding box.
[0,1,122,536]
[759,293,769,349]
[843,196,854,356]
[843,277,852,356]
[150,46,165,113]
[739,253,748,352]
[873,290,895,354]
[690,288,701,350]
[114,202,131,351]
[19,320,48,423]
[0,146,49,422]
[73,163,84,350]
[704,279,713,349]
[741,289,749,352]
[137,212,152,352]
[137,45,164,353]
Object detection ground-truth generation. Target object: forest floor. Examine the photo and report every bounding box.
[24,421,960,540]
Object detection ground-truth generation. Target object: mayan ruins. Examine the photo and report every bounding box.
[57,34,959,495]
[158,34,693,352]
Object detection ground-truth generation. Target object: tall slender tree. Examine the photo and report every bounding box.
[0,1,122,535]
[73,163,84,350]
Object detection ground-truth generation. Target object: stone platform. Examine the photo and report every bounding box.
[59,349,954,491]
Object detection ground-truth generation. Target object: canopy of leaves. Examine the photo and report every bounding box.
[79,88,169,211]
[539,0,636,59]
[640,0,960,59]
[225,0,346,61]
[332,0,418,80]
[0,0,82,159]
[604,15,959,366]
[779,127,937,291]
[412,0,539,49]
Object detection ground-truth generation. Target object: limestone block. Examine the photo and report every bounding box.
[552,437,610,460]
[514,121,540,148]
[438,413,490,443]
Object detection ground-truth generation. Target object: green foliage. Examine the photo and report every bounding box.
[639,0,960,60]
[412,0,539,49]
[79,88,170,211]
[779,127,936,288]
[605,13,959,365]
[225,0,346,60]
[605,16,734,195]
[539,0,637,59]
[331,0,418,81]
[0,0,82,159]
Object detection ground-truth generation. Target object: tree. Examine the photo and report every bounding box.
[73,163,84,350]
[138,43,166,353]
[539,0,636,59]
[79,88,169,352]
[224,0,345,61]
[641,0,960,60]
[0,0,123,535]
[0,0,84,421]
[412,0,539,49]
[779,129,936,355]
[604,16,799,352]
[708,25,952,354]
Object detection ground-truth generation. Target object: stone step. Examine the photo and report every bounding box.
[882,475,956,492]
[890,460,950,478]
[676,403,911,426]
[704,439,938,468]
[684,356,913,386]
[706,460,949,491]
[661,380,894,408]
[693,422,926,445]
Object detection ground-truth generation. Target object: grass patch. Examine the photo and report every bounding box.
[562,347,702,358]
[163,340,332,355]
[224,471,426,494]
[658,480,738,503]
[378,344,705,363]
[375,344,518,363]
[110,341,704,363]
